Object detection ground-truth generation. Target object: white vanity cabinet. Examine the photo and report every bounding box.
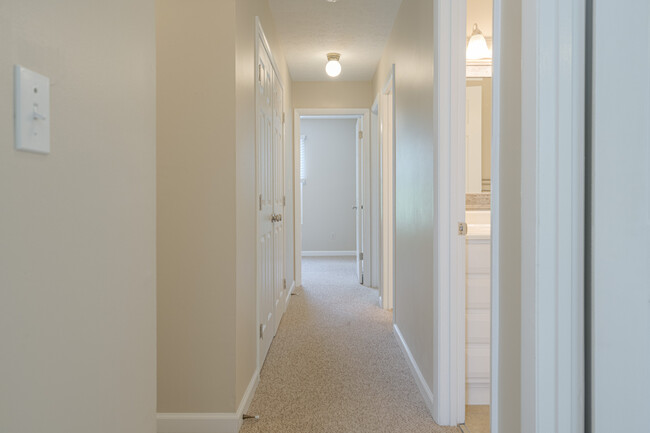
[466,211,491,405]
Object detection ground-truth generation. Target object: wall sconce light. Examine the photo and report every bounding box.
[466,24,491,60]
[325,53,342,77]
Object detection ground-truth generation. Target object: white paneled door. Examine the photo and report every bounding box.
[272,67,285,336]
[257,34,285,368]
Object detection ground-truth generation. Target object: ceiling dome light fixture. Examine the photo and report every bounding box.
[466,23,491,60]
[325,53,342,78]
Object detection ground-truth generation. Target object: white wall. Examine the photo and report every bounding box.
[589,0,650,430]
[301,118,357,253]
[0,1,157,432]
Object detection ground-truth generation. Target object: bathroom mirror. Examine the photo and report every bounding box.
[465,76,492,195]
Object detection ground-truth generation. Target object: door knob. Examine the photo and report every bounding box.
[352,206,358,210]
[271,213,283,223]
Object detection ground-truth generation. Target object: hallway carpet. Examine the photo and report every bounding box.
[240,257,459,433]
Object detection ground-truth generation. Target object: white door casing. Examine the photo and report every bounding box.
[370,97,381,290]
[519,0,586,431]
[356,119,364,284]
[433,0,466,424]
[292,109,370,289]
[380,70,395,312]
[362,115,372,288]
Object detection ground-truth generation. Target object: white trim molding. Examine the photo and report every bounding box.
[379,67,396,312]
[157,370,260,433]
[301,251,356,257]
[433,0,467,426]
[520,0,585,431]
[490,0,503,430]
[393,325,435,416]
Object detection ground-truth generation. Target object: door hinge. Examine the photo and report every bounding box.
[282,112,285,124]
[458,222,468,236]
[259,324,264,339]
[283,195,286,206]
[359,252,364,261]
[259,194,262,211]
[358,131,363,139]
[258,64,263,83]
[283,279,286,290]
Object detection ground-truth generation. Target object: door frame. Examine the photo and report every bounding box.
[379,69,396,312]
[519,0,586,431]
[434,0,587,430]
[370,96,381,291]
[293,108,370,288]
[255,17,286,370]
[433,0,467,425]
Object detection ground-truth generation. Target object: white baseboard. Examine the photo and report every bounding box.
[393,324,436,417]
[157,369,260,433]
[301,251,356,257]
[285,281,295,312]
[157,413,239,433]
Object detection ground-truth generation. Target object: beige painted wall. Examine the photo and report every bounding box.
[372,0,436,390]
[0,1,157,432]
[293,81,373,109]
[156,0,238,413]
[467,0,493,37]
[157,0,293,413]
[235,0,294,407]
[496,0,522,430]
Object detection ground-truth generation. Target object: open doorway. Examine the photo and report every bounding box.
[293,109,371,290]
[463,1,493,432]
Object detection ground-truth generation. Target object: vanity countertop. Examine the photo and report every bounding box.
[466,192,491,211]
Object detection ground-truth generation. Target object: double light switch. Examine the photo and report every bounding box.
[14,65,50,154]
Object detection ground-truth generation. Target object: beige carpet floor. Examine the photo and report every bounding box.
[240,256,459,433]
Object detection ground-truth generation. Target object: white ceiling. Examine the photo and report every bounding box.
[268,0,404,82]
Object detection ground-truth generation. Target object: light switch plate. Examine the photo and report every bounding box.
[14,65,50,154]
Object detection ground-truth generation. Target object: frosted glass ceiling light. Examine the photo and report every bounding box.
[326,53,342,78]
[466,23,491,60]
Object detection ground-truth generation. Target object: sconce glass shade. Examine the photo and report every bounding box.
[466,24,491,60]
[326,53,342,77]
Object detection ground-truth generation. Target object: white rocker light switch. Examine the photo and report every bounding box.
[14,65,50,154]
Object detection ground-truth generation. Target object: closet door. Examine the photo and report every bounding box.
[272,69,285,334]
[257,38,275,365]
